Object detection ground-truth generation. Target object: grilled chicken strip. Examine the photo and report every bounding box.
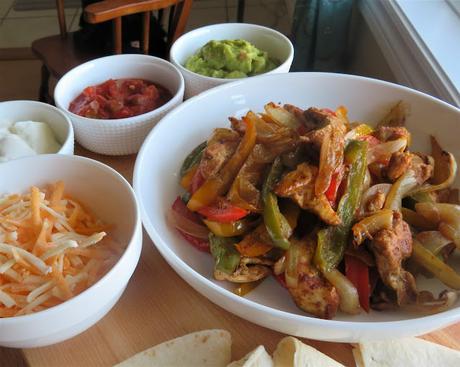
[386,151,413,182]
[274,163,340,225]
[214,257,272,283]
[199,128,240,179]
[370,211,417,305]
[300,107,347,148]
[373,126,411,143]
[287,238,340,319]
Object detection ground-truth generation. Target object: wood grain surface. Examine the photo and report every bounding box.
[1,145,459,367]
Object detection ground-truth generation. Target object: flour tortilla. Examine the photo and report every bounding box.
[354,337,460,367]
[227,345,273,367]
[273,336,344,367]
[115,329,231,367]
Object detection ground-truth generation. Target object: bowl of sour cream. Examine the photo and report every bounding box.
[0,100,74,162]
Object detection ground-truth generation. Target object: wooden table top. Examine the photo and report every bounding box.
[1,145,460,367]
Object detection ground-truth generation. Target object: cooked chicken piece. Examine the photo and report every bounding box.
[366,190,386,213]
[274,163,340,225]
[214,257,272,283]
[410,153,433,184]
[297,108,347,196]
[283,104,316,131]
[228,138,299,211]
[368,162,386,182]
[386,151,413,182]
[287,238,339,319]
[227,144,271,212]
[199,128,240,179]
[273,255,286,275]
[370,211,417,305]
[300,108,347,148]
[373,126,411,143]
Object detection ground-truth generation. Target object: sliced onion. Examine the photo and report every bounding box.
[367,138,407,164]
[264,102,300,130]
[167,207,209,240]
[416,231,452,255]
[410,151,457,195]
[401,208,438,230]
[352,209,394,246]
[384,170,418,211]
[322,268,361,314]
[412,239,460,289]
[285,239,304,288]
[416,203,460,247]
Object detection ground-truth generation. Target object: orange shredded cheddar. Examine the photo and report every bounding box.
[0,182,124,317]
[30,186,42,230]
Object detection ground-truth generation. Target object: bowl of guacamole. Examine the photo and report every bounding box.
[184,39,280,79]
[170,23,294,98]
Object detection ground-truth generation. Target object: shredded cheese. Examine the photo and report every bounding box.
[0,182,124,318]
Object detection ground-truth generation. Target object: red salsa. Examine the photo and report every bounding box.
[69,78,172,119]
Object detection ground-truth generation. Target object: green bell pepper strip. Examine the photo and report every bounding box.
[209,233,241,274]
[262,157,291,250]
[179,141,207,177]
[315,140,368,272]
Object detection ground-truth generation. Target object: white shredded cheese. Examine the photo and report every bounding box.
[40,240,78,261]
[0,289,16,308]
[0,243,51,274]
[26,280,54,303]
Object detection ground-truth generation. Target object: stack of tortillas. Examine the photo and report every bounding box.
[115,329,460,367]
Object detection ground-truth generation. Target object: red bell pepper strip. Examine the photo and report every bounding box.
[324,169,343,206]
[345,255,370,312]
[198,199,248,223]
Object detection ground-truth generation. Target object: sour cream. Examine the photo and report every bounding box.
[0,120,61,162]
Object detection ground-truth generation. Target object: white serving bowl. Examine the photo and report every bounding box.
[0,154,142,348]
[170,23,294,98]
[0,100,74,158]
[134,72,460,342]
[54,54,184,155]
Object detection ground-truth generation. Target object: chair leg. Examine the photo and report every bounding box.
[38,64,50,103]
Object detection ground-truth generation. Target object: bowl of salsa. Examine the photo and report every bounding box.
[54,54,184,155]
[68,78,172,120]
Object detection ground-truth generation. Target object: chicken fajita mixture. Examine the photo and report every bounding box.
[169,101,460,319]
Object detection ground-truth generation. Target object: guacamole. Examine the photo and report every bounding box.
[184,39,279,79]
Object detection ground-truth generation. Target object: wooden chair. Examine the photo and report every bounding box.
[32,0,193,103]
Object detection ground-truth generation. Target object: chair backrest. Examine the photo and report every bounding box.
[55,0,192,55]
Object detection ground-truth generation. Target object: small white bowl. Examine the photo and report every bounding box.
[54,54,184,156]
[0,154,142,348]
[0,100,74,158]
[170,23,294,98]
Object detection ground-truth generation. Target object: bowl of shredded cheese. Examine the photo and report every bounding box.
[0,154,142,347]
